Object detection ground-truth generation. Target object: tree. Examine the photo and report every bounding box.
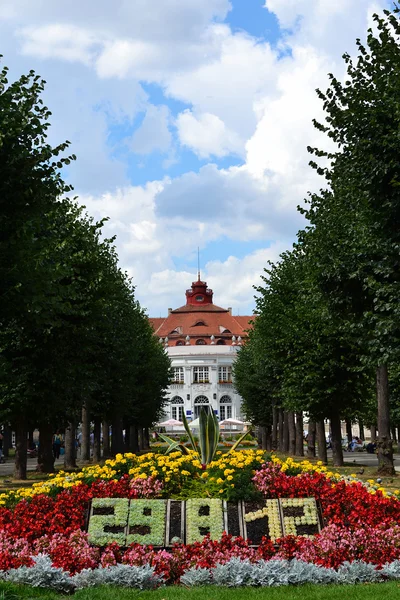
[242,248,370,465]
[304,7,400,473]
[234,337,276,449]
[0,62,171,476]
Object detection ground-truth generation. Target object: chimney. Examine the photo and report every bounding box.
[228,307,232,315]
[168,308,172,315]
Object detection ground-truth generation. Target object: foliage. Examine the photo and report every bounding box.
[0,60,170,476]
[161,409,251,467]
[5,555,75,594]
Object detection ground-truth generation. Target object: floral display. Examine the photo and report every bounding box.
[1,450,400,590]
[185,499,224,544]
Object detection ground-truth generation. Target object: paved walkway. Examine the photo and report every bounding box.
[0,456,70,478]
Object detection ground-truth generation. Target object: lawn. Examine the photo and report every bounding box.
[1,582,400,600]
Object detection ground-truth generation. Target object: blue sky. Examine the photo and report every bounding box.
[0,0,391,315]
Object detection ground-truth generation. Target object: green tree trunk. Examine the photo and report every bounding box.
[330,412,344,466]
[138,427,144,452]
[345,419,352,450]
[64,422,77,470]
[14,422,27,479]
[283,412,289,453]
[278,409,284,452]
[295,412,304,456]
[37,422,54,473]
[81,404,91,462]
[272,407,278,450]
[93,418,101,463]
[316,419,327,464]
[124,420,130,452]
[102,421,110,458]
[307,420,316,457]
[259,426,267,450]
[288,411,296,455]
[359,420,365,441]
[377,364,395,475]
[143,427,150,450]
[3,425,11,458]
[129,424,140,453]
[111,417,123,456]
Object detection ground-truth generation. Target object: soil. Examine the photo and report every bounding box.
[199,505,210,516]
[92,506,115,515]
[129,525,151,535]
[243,501,270,545]
[227,502,241,537]
[281,504,320,536]
[103,525,125,533]
[168,500,183,544]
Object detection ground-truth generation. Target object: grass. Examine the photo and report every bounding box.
[1,582,400,599]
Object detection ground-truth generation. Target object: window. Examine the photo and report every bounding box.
[196,339,206,345]
[171,396,184,421]
[194,395,210,417]
[172,367,184,383]
[220,395,232,420]
[216,339,225,345]
[176,341,184,346]
[218,366,232,383]
[193,320,206,326]
[195,295,204,302]
[193,366,209,383]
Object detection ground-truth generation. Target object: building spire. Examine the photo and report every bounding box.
[197,246,200,281]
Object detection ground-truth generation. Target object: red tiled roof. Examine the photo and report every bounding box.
[148,278,254,345]
[149,305,253,344]
[171,303,227,313]
[148,318,165,335]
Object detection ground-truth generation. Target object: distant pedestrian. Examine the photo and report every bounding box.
[52,431,62,459]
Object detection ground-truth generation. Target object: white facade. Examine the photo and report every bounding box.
[165,345,243,422]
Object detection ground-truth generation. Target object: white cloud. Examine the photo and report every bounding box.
[131,105,172,155]
[1,0,393,315]
[166,27,277,144]
[245,46,333,180]
[176,110,243,158]
[205,244,286,313]
[18,24,98,65]
[264,0,389,57]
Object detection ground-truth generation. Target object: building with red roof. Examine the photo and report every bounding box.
[149,276,254,422]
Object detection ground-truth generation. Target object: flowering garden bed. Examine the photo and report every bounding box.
[1,451,400,592]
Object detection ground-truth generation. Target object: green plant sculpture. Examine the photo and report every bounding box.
[158,408,250,467]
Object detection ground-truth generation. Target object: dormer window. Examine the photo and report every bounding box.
[195,295,204,302]
[170,327,182,335]
[219,326,232,334]
[193,320,206,327]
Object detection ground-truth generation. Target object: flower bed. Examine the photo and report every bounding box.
[1,451,400,591]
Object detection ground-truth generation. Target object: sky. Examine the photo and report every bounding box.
[0,0,391,316]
